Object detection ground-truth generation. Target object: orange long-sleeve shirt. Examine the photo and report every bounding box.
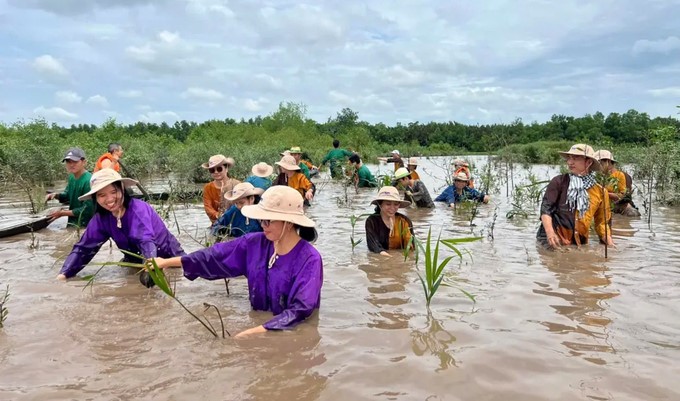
[203,178,240,223]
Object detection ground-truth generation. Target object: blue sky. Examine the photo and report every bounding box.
[1,0,679,126]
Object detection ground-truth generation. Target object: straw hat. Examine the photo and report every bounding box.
[391,149,400,155]
[453,172,470,182]
[394,167,412,180]
[407,157,418,166]
[370,186,410,208]
[251,162,274,178]
[201,154,232,169]
[594,149,617,163]
[289,146,303,154]
[558,143,600,170]
[224,182,264,201]
[279,150,291,157]
[242,186,315,227]
[78,169,138,201]
[275,155,300,171]
[452,159,469,167]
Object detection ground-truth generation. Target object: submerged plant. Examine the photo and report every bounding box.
[0,284,9,328]
[415,227,481,307]
[349,214,370,251]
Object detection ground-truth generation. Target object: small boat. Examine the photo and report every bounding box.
[130,190,203,201]
[0,216,51,239]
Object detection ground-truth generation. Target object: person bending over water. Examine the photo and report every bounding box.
[153,186,323,338]
[365,186,414,257]
[538,144,614,249]
[435,172,489,206]
[57,169,185,286]
[213,182,263,238]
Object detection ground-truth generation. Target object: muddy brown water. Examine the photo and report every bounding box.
[0,157,679,401]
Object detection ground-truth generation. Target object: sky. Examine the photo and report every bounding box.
[1,0,679,126]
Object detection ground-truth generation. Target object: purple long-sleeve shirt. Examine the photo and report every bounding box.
[60,198,185,278]
[181,232,323,330]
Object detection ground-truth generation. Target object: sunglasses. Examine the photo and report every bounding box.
[209,166,225,174]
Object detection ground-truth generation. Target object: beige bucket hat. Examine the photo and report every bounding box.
[370,186,411,208]
[78,169,138,201]
[452,159,469,167]
[559,143,600,169]
[242,185,315,227]
[224,182,264,201]
[407,157,418,166]
[201,154,233,169]
[594,149,617,163]
[394,167,412,180]
[275,155,300,171]
[251,162,274,178]
[279,150,291,157]
[453,172,470,181]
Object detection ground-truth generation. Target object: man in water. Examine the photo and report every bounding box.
[94,143,124,172]
[321,139,352,178]
[45,147,94,228]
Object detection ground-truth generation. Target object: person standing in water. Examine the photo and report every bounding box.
[202,154,241,223]
[321,139,353,178]
[94,143,124,173]
[393,167,434,208]
[365,186,414,257]
[45,147,94,228]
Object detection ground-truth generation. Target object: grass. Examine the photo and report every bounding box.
[0,284,8,328]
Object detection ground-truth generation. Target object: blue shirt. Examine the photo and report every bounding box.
[245,175,272,191]
[434,186,486,204]
[213,205,263,237]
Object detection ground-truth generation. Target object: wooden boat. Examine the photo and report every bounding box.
[0,216,51,239]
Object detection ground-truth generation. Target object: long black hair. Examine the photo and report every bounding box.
[94,181,132,215]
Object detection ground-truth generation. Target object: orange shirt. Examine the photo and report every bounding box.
[287,172,312,197]
[94,153,120,172]
[203,178,240,222]
[410,170,421,180]
[388,215,413,250]
[454,166,474,188]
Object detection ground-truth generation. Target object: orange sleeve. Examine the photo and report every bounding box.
[289,173,311,195]
[589,185,611,240]
[202,183,220,222]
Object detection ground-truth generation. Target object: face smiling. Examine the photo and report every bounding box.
[96,184,124,214]
[379,200,400,217]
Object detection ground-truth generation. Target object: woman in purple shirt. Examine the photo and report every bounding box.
[57,169,185,286]
[154,185,323,338]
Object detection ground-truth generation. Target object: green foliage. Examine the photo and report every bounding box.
[415,227,481,307]
[497,141,571,164]
[0,284,9,328]
[630,126,680,206]
[507,174,549,219]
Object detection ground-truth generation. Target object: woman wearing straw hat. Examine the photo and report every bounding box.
[434,172,489,206]
[406,157,421,180]
[365,186,414,256]
[213,182,264,238]
[393,167,434,208]
[538,144,614,248]
[594,149,640,217]
[153,186,322,338]
[275,155,314,201]
[57,169,185,285]
[202,155,241,223]
[245,162,274,191]
[451,159,475,188]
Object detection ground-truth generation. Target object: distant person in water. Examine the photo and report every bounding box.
[594,149,641,217]
[452,159,474,188]
[45,147,94,228]
[275,155,314,202]
[245,162,274,191]
[94,143,123,173]
[289,147,312,179]
[538,144,614,249]
[321,139,353,178]
[406,157,421,180]
[202,154,240,223]
[348,153,377,188]
[435,172,489,206]
[378,150,405,172]
[57,169,185,286]
[393,167,434,208]
[365,186,414,257]
[152,185,323,338]
[213,182,264,238]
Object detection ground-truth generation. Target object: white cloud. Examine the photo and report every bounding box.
[86,95,109,107]
[648,87,680,97]
[33,106,78,120]
[55,90,82,104]
[139,110,180,123]
[32,55,69,78]
[181,87,224,101]
[243,98,265,112]
[125,30,208,74]
[632,36,680,55]
[117,90,143,98]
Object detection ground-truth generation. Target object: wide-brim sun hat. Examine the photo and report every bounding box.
[251,162,274,178]
[275,155,300,171]
[407,157,418,166]
[453,172,470,181]
[391,149,400,155]
[224,182,264,201]
[242,186,315,228]
[558,143,600,170]
[78,169,138,201]
[394,167,412,180]
[201,154,231,169]
[451,159,469,167]
[594,149,617,163]
[370,186,411,208]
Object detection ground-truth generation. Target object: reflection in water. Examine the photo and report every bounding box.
[359,261,413,330]
[411,313,458,372]
[534,248,619,365]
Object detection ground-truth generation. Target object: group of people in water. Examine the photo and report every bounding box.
[42,140,639,336]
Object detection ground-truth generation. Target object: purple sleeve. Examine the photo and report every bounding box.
[60,215,110,278]
[127,200,162,258]
[180,237,249,281]
[263,251,323,330]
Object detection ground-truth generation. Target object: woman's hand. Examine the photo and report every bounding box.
[148,256,182,270]
[56,273,67,281]
[234,325,267,338]
[547,233,561,249]
[305,189,314,201]
[379,251,391,257]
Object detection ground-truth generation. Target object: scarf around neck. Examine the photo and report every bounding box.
[566,172,596,217]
